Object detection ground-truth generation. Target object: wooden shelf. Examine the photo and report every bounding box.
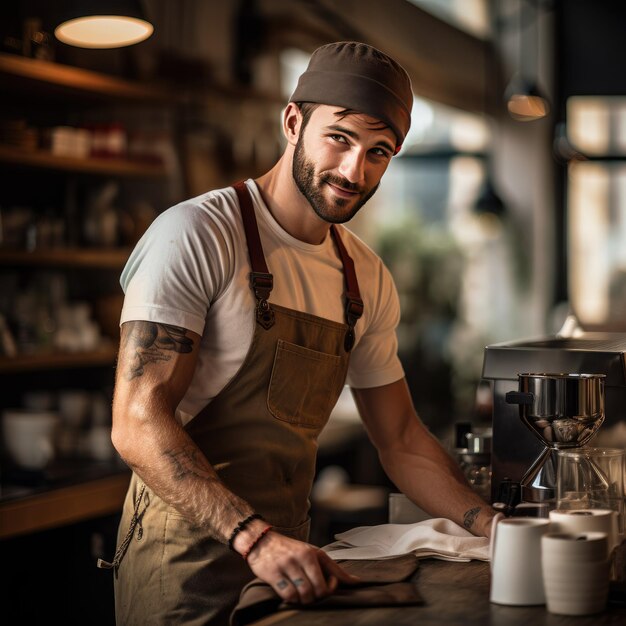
[0,247,131,269]
[0,472,130,540]
[0,144,167,177]
[0,52,174,103]
[0,52,281,105]
[0,346,118,373]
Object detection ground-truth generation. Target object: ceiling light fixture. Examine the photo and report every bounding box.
[505,73,550,121]
[55,1,153,49]
[504,0,550,122]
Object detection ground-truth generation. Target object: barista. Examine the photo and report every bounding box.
[107,41,496,625]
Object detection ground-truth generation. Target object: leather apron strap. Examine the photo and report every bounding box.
[233,180,364,351]
[233,181,275,330]
[331,224,363,351]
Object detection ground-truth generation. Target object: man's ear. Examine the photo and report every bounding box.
[282,102,302,147]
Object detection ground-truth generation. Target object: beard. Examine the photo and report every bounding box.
[292,137,379,224]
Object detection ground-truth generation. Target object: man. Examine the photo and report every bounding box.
[107,41,496,625]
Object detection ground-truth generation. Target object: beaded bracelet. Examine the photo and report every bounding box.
[228,513,265,553]
[243,525,273,561]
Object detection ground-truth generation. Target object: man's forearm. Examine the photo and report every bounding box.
[113,401,255,544]
[112,320,256,544]
[379,441,495,537]
[125,438,255,543]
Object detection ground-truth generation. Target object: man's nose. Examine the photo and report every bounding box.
[338,148,366,184]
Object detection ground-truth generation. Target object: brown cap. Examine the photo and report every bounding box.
[289,41,413,149]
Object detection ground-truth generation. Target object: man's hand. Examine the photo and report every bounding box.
[235,522,360,604]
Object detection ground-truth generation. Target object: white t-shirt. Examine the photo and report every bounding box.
[120,179,404,425]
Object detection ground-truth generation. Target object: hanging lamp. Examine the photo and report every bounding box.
[473,39,506,217]
[54,0,153,49]
[505,73,550,121]
[504,0,550,122]
[474,171,506,217]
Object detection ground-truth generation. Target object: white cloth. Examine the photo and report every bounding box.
[322,518,491,562]
[120,179,404,425]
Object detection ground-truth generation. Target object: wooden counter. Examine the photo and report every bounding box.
[0,469,130,539]
[249,559,626,626]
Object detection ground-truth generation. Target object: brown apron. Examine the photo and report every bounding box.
[112,181,363,625]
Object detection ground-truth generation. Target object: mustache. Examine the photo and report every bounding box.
[320,173,363,193]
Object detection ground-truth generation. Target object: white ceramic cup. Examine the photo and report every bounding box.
[549,508,619,555]
[542,530,609,562]
[490,516,551,605]
[541,532,610,616]
[2,409,60,470]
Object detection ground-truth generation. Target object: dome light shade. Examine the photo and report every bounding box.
[504,73,550,122]
[54,1,153,49]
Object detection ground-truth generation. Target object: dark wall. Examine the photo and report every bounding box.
[558,0,626,101]
[3,513,120,625]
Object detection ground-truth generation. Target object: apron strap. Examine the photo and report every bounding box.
[233,181,275,329]
[331,225,364,352]
[232,181,364,350]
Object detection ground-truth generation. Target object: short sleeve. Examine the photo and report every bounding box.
[346,261,405,388]
[119,200,235,336]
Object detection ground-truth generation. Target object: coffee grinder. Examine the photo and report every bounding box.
[481,333,626,509]
[504,373,606,504]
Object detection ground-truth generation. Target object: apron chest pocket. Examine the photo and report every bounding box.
[268,339,343,428]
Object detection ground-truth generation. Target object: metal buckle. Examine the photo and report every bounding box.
[250,271,273,301]
[250,272,275,329]
[345,296,364,327]
[256,298,275,329]
[344,296,363,352]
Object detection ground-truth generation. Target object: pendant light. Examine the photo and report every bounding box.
[474,177,506,217]
[473,39,506,218]
[504,0,549,122]
[55,1,153,49]
[505,73,550,121]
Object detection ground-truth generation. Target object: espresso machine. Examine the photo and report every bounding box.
[482,332,626,508]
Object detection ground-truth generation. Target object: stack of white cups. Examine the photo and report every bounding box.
[541,531,610,616]
[489,510,616,615]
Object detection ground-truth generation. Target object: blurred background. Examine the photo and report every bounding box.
[1,0,625,622]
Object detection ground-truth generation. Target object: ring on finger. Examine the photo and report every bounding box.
[276,579,288,590]
[292,577,305,587]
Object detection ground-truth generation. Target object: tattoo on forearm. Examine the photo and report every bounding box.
[123,321,193,380]
[463,506,482,530]
[165,445,247,518]
[166,446,216,482]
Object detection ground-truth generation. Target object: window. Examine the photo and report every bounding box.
[566,97,626,330]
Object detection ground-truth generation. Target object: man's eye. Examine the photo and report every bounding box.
[330,134,347,143]
[372,147,390,158]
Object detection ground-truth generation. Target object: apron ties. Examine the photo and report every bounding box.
[97,483,147,573]
[112,181,363,625]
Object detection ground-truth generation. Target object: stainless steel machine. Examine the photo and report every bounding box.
[481,333,626,507]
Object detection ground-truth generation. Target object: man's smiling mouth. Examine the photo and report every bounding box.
[326,181,360,197]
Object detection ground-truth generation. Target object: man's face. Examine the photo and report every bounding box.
[292,105,396,224]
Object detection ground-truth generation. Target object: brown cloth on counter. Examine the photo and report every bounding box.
[229,554,423,626]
